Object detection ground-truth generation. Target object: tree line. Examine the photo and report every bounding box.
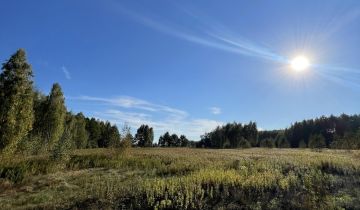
[197,114,360,149]
[0,49,194,157]
[1,49,359,155]
[197,122,258,148]
[0,49,133,158]
[284,114,360,149]
[158,132,196,147]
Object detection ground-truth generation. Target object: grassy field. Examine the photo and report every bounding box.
[1,148,360,209]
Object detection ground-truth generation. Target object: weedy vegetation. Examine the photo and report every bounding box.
[1,148,360,209]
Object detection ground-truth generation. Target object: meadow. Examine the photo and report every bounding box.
[1,148,360,209]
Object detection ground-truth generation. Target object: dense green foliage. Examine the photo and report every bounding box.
[197,122,258,148]
[0,49,126,156]
[197,115,360,149]
[135,124,154,147]
[284,114,360,148]
[51,113,76,161]
[73,113,89,149]
[41,83,67,151]
[1,148,360,209]
[331,129,360,149]
[0,49,34,155]
[158,132,194,147]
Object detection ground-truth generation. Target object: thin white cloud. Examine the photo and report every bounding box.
[97,109,222,141]
[110,2,360,91]
[77,95,188,117]
[62,66,71,80]
[209,107,221,115]
[110,2,287,64]
[72,95,223,140]
[322,8,360,39]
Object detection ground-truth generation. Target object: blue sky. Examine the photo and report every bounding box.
[1,0,360,140]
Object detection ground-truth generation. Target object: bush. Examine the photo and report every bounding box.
[0,157,59,183]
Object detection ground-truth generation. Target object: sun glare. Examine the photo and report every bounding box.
[290,56,310,71]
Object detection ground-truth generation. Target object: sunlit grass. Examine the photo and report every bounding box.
[1,148,360,209]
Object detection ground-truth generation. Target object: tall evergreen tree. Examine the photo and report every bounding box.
[171,134,180,146]
[243,122,258,147]
[179,135,190,147]
[97,121,108,147]
[96,121,121,148]
[135,124,154,147]
[41,83,66,151]
[159,132,171,147]
[0,49,34,154]
[86,118,101,148]
[107,124,121,148]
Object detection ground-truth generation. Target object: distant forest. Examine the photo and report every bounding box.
[198,114,360,149]
[0,49,359,157]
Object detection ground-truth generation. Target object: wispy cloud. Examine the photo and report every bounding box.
[62,66,71,80]
[76,96,188,117]
[111,2,360,91]
[111,2,287,64]
[321,8,360,39]
[209,107,221,115]
[72,95,222,140]
[98,109,222,140]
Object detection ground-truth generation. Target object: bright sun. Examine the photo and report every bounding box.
[290,56,310,71]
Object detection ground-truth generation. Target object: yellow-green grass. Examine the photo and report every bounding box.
[1,148,360,209]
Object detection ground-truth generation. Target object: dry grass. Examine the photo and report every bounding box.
[0,148,360,209]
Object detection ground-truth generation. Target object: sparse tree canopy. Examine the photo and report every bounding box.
[120,123,133,149]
